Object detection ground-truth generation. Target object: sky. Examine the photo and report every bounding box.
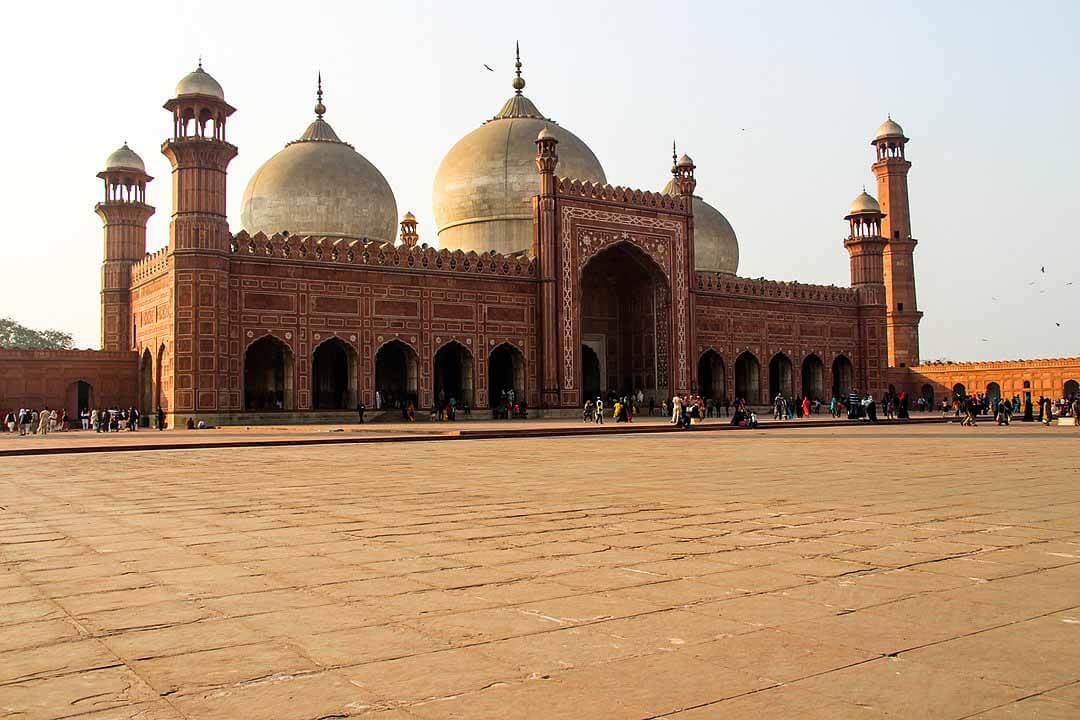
[1,0,1077,361]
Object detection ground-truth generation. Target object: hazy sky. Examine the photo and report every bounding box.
[2,1,1076,360]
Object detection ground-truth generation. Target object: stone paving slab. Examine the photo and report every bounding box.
[0,424,1077,719]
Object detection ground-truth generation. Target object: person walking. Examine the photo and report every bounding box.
[37,407,50,436]
[156,407,165,431]
[595,397,604,424]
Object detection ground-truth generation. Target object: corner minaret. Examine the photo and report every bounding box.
[844,191,889,397]
[96,144,154,351]
[399,212,419,248]
[161,61,237,420]
[872,117,922,367]
[162,61,237,253]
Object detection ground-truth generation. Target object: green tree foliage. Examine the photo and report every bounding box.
[0,317,74,350]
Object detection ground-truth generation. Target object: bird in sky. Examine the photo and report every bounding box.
[1056,322,1062,327]
[483,64,494,72]
[981,338,990,342]
[1041,266,1046,273]
[1067,282,1074,286]
[991,296,999,301]
[1028,281,1036,286]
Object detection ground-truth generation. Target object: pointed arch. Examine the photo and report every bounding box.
[243,334,295,410]
[312,336,357,410]
[697,350,727,402]
[801,353,825,402]
[488,342,525,407]
[768,352,793,399]
[433,340,475,408]
[374,339,419,410]
[831,354,854,399]
[734,351,761,404]
[139,348,153,415]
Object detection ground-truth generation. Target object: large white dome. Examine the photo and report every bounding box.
[241,108,397,242]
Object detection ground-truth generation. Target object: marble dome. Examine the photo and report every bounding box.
[663,179,739,275]
[175,63,225,100]
[104,143,145,173]
[874,117,905,141]
[848,191,881,215]
[240,98,397,242]
[432,53,605,255]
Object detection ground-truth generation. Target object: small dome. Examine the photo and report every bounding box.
[403,211,416,222]
[105,143,145,173]
[663,179,738,274]
[176,63,225,100]
[874,117,905,141]
[241,110,397,242]
[677,154,694,168]
[848,191,881,215]
[537,126,556,141]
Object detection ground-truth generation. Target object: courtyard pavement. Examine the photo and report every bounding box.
[0,424,1077,719]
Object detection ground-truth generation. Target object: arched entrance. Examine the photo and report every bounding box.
[374,340,419,410]
[244,335,295,410]
[734,351,761,404]
[139,349,153,414]
[801,354,825,402]
[697,351,726,401]
[580,242,669,400]
[312,338,357,410]
[985,382,1001,402]
[67,380,93,421]
[155,344,165,412]
[768,353,793,399]
[921,383,934,408]
[953,383,966,399]
[581,345,601,401]
[832,355,854,399]
[433,342,474,408]
[488,343,525,407]
[1064,379,1078,399]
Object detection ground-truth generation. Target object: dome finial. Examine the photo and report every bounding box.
[197,56,203,71]
[512,41,525,94]
[672,140,677,169]
[315,71,326,119]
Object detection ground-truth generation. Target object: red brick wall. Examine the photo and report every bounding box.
[0,349,138,418]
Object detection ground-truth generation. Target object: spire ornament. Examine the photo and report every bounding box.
[315,72,326,119]
[512,42,525,94]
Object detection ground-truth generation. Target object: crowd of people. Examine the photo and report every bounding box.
[947,392,1080,427]
[0,406,163,435]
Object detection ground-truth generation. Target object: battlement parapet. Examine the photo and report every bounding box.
[131,247,170,284]
[695,273,859,306]
[228,231,536,279]
[555,178,689,213]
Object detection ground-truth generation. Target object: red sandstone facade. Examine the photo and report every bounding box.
[2,67,1068,425]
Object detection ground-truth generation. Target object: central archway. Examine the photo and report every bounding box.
[433,342,474,409]
[580,242,669,400]
[374,340,419,410]
[801,354,825,402]
[768,353,793,400]
[734,351,761,404]
[244,335,295,410]
[488,343,525,407]
[312,338,357,410]
[697,351,726,402]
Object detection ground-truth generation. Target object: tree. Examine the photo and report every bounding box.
[0,317,74,350]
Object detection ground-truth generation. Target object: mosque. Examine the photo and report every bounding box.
[2,55,1076,424]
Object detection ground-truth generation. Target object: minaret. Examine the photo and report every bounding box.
[96,144,154,352]
[844,191,889,396]
[399,212,419,248]
[872,117,922,367]
[161,61,237,419]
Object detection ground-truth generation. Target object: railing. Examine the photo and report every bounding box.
[132,247,170,283]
